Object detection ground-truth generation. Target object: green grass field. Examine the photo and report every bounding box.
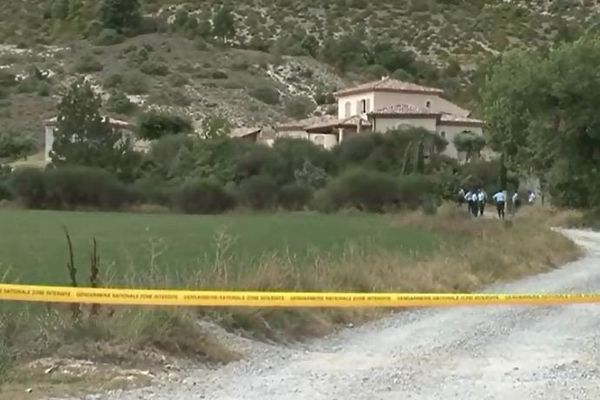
[0,210,440,288]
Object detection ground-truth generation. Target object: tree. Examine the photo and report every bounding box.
[0,133,35,160]
[481,37,600,207]
[100,0,142,33]
[138,110,193,140]
[453,131,486,163]
[50,79,139,181]
[212,7,236,42]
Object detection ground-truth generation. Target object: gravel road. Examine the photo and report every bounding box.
[81,229,600,400]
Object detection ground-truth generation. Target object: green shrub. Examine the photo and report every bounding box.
[106,91,137,114]
[234,146,286,183]
[96,28,124,45]
[285,95,315,118]
[0,133,36,159]
[104,73,124,88]
[43,166,134,210]
[314,91,336,105]
[0,180,13,200]
[172,179,236,214]
[74,53,103,73]
[237,175,278,210]
[140,59,170,76]
[397,174,439,210]
[37,82,51,96]
[319,168,399,212]
[249,85,280,105]
[211,70,229,79]
[121,71,149,94]
[9,167,46,208]
[138,110,194,140]
[279,183,312,210]
[168,73,189,87]
[0,71,16,87]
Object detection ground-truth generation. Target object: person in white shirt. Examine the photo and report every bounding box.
[512,192,520,215]
[477,189,487,216]
[528,190,536,204]
[492,190,506,220]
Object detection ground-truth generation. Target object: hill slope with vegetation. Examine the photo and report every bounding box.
[0,0,598,146]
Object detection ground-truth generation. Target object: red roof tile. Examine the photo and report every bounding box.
[334,78,444,97]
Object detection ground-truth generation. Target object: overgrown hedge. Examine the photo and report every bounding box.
[4,130,506,214]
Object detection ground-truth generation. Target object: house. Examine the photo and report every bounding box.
[230,127,262,142]
[44,116,139,163]
[275,77,484,160]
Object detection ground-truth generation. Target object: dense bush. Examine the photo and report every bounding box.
[284,96,315,118]
[0,180,12,201]
[236,174,278,210]
[140,59,170,76]
[397,174,439,210]
[318,168,399,212]
[171,179,236,214]
[121,71,149,94]
[272,138,337,186]
[9,166,136,210]
[279,183,312,210]
[106,91,137,114]
[96,28,124,45]
[74,53,103,73]
[249,85,280,105]
[43,166,134,209]
[138,111,194,140]
[9,168,47,208]
[0,133,35,159]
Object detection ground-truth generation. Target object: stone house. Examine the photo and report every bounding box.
[275,77,485,161]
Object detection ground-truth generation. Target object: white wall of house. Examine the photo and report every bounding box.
[278,130,309,139]
[337,92,376,119]
[372,117,438,133]
[308,133,338,149]
[44,126,55,162]
[372,92,437,112]
[437,124,483,160]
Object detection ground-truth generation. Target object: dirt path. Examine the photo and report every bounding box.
[66,229,600,400]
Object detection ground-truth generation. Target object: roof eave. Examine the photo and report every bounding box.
[335,88,444,97]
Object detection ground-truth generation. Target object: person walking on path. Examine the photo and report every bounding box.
[493,190,506,220]
[477,189,487,217]
[512,192,520,215]
[470,191,479,217]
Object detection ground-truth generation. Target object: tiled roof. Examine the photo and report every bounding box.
[276,115,338,130]
[44,116,131,127]
[230,127,261,138]
[339,115,372,127]
[368,103,440,117]
[334,78,444,96]
[439,113,485,126]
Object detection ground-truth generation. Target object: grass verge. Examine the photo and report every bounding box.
[0,205,582,396]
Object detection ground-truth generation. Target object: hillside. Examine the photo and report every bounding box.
[0,0,598,148]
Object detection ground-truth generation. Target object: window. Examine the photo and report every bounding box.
[361,99,367,113]
[344,101,351,118]
[426,100,431,109]
[314,135,325,148]
[366,98,370,112]
[440,131,446,138]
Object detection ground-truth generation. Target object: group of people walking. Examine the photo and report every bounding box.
[458,188,534,220]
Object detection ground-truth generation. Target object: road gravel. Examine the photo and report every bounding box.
[71,229,600,400]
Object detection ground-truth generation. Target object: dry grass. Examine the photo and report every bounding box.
[0,206,582,392]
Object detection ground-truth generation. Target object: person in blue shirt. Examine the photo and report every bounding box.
[492,190,506,220]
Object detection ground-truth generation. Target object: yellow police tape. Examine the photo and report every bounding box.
[2,283,600,307]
